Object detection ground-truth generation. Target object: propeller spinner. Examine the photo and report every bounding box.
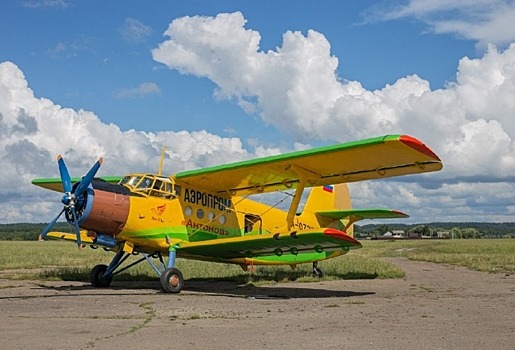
[39,155,103,248]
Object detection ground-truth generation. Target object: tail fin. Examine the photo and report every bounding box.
[302,184,409,238]
[303,184,352,212]
[302,184,355,237]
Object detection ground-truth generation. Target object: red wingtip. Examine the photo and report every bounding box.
[323,228,361,246]
[399,135,441,161]
[392,209,409,218]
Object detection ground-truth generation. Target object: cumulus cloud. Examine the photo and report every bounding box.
[114,82,161,98]
[150,12,515,221]
[363,0,515,49]
[0,61,251,222]
[152,12,515,181]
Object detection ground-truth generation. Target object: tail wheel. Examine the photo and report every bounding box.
[90,264,113,288]
[160,267,184,293]
[313,267,325,278]
[312,262,325,278]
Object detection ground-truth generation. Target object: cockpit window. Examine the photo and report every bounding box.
[120,174,178,199]
[137,177,154,189]
[119,176,131,185]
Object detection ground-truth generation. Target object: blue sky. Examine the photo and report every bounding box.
[1,0,515,223]
[0,0,476,141]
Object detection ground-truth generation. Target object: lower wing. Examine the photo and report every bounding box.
[177,228,362,265]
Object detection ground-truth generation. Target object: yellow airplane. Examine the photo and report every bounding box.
[32,134,442,293]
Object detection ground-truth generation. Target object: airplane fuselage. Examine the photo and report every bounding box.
[80,174,306,255]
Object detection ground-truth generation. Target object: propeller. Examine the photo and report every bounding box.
[39,155,103,248]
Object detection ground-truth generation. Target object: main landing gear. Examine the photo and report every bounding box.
[88,248,184,293]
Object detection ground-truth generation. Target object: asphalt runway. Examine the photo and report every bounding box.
[1,258,513,350]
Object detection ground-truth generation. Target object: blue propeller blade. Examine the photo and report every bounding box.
[57,155,72,193]
[39,208,65,240]
[74,157,103,197]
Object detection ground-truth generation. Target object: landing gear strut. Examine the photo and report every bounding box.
[88,247,185,293]
[158,249,184,293]
[312,262,325,278]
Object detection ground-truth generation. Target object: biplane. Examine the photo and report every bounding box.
[32,134,442,293]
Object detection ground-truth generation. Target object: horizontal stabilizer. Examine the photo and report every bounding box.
[316,209,409,221]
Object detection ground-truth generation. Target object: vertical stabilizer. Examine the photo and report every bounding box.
[303,184,352,212]
[301,184,355,237]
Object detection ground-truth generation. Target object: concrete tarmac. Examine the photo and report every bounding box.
[1,258,513,350]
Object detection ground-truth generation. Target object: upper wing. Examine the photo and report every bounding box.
[175,134,442,196]
[32,176,123,192]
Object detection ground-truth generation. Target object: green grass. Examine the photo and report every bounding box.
[354,239,515,274]
[0,239,513,284]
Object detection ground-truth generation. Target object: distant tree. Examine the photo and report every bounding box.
[410,225,430,237]
[462,228,480,239]
[377,224,389,235]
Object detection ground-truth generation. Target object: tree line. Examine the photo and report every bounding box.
[0,223,71,241]
[0,221,514,240]
[354,222,515,239]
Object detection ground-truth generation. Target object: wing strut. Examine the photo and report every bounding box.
[285,165,320,230]
[342,215,363,232]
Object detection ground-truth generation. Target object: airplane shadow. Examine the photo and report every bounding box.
[11,279,375,300]
[184,279,375,299]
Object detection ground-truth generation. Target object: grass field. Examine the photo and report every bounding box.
[0,239,513,283]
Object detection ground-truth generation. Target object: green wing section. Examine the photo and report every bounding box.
[316,209,409,221]
[175,134,442,196]
[32,176,123,192]
[177,228,361,263]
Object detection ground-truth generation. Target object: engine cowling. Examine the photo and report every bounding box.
[72,182,131,236]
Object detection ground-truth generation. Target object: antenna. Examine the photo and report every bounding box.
[158,146,167,176]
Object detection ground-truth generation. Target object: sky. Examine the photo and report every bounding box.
[1,0,515,224]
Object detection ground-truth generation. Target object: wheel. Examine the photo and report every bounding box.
[160,267,184,293]
[313,267,325,278]
[90,264,113,288]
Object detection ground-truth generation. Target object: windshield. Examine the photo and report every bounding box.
[120,174,177,199]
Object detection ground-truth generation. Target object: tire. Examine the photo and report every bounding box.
[160,267,184,293]
[90,264,112,288]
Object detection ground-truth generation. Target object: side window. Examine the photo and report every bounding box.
[162,182,172,193]
[173,185,182,197]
